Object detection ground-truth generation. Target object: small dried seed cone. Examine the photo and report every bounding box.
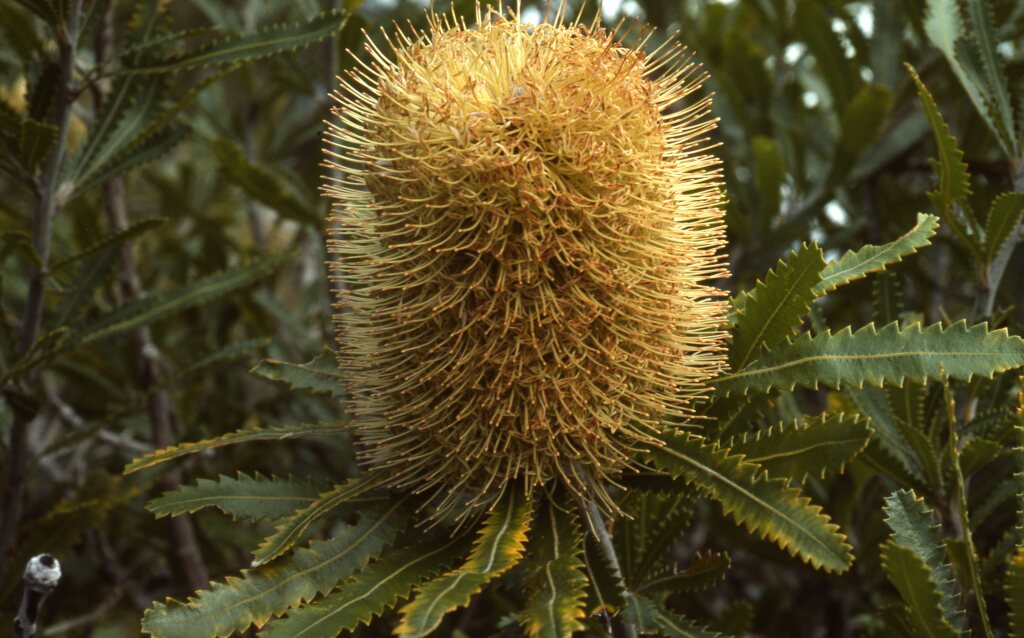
[323,3,728,517]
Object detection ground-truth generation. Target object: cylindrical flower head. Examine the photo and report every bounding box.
[323,3,728,516]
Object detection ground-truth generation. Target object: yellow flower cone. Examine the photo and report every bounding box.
[323,2,728,518]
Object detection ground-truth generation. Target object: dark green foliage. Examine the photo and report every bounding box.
[3,0,1024,636]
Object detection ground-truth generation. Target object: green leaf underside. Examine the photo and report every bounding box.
[397,491,533,637]
[984,192,1024,266]
[146,473,326,522]
[71,251,292,348]
[636,551,731,594]
[880,542,960,638]
[520,499,587,638]
[883,490,967,633]
[141,500,411,637]
[124,423,348,474]
[728,412,873,481]
[730,243,824,370]
[124,11,349,74]
[260,532,466,638]
[716,320,1024,396]
[624,594,722,638]
[1007,546,1024,637]
[252,476,387,566]
[644,433,853,573]
[250,348,346,399]
[583,534,625,614]
[814,213,939,296]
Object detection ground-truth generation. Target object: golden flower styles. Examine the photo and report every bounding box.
[323,2,728,517]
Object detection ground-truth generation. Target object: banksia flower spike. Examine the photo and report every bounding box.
[323,1,728,519]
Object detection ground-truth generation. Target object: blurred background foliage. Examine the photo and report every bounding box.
[0,0,1022,635]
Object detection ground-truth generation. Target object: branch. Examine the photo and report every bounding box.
[95,4,208,592]
[14,554,61,638]
[0,0,83,575]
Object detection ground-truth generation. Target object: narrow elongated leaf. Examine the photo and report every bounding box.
[635,551,730,595]
[141,500,410,638]
[583,534,625,614]
[146,473,327,522]
[51,217,166,271]
[904,64,981,256]
[644,433,853,573]
[124,422,348,474]
[252,476,386,566]
[984,192,1024,267]
[520,499,587,638]
[730,243,824,370]
[962,0,1016,155]
[883,490,967,633]
[125,11,349,75]
[728,412,873,481]
[716,321,1024,396]
[618,491,694,585]
[261,531,466,638]
[828,84,893,185]
[813,213,939,296]
[846,387,924,482]
[397,491,533,637]
[71,251,292,348]
[73,124,186,195]
[751,135,784,229]
[17,118,57,172]
[250,348,345,399]
[880,542,961,638]
[1007,546,1024,638]
[624,595,722,638]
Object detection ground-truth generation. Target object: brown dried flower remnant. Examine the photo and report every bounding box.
[323,2,728,518]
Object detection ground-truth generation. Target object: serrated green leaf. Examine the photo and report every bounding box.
[728,412,873,481]
[260,531,466,638]
[624,594,723,638]
[211,138,318,225]
[68,74,168,189]
[880,542,961,638]
[145,473,327,522]
[873,270,902,325]
[635,550,730,595]
[984,192,1024,267]
[904,63,981,257]
[250,348,345,399]
[70,250,292,349]
[252,476,385,566]
[124,10,349,75]
[730,243,824,370]
[1007,546,1024,638]
[814,213,939,296]
[397,491,532,637]
[17,117,57,172]
[52,247,119,327]
[583,533,625,615]
[169,338,271,382]
[520,499,586,638]
[846,386,924,482]
[141,499,410,638]
[74,124,186,196]
[644,433,853,573]
[618,491,694,585]
[883,489,967,633]
[717,321,1024,397]
[124,422,348,474]
[829,84,893,185]
[51,217,166,271]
